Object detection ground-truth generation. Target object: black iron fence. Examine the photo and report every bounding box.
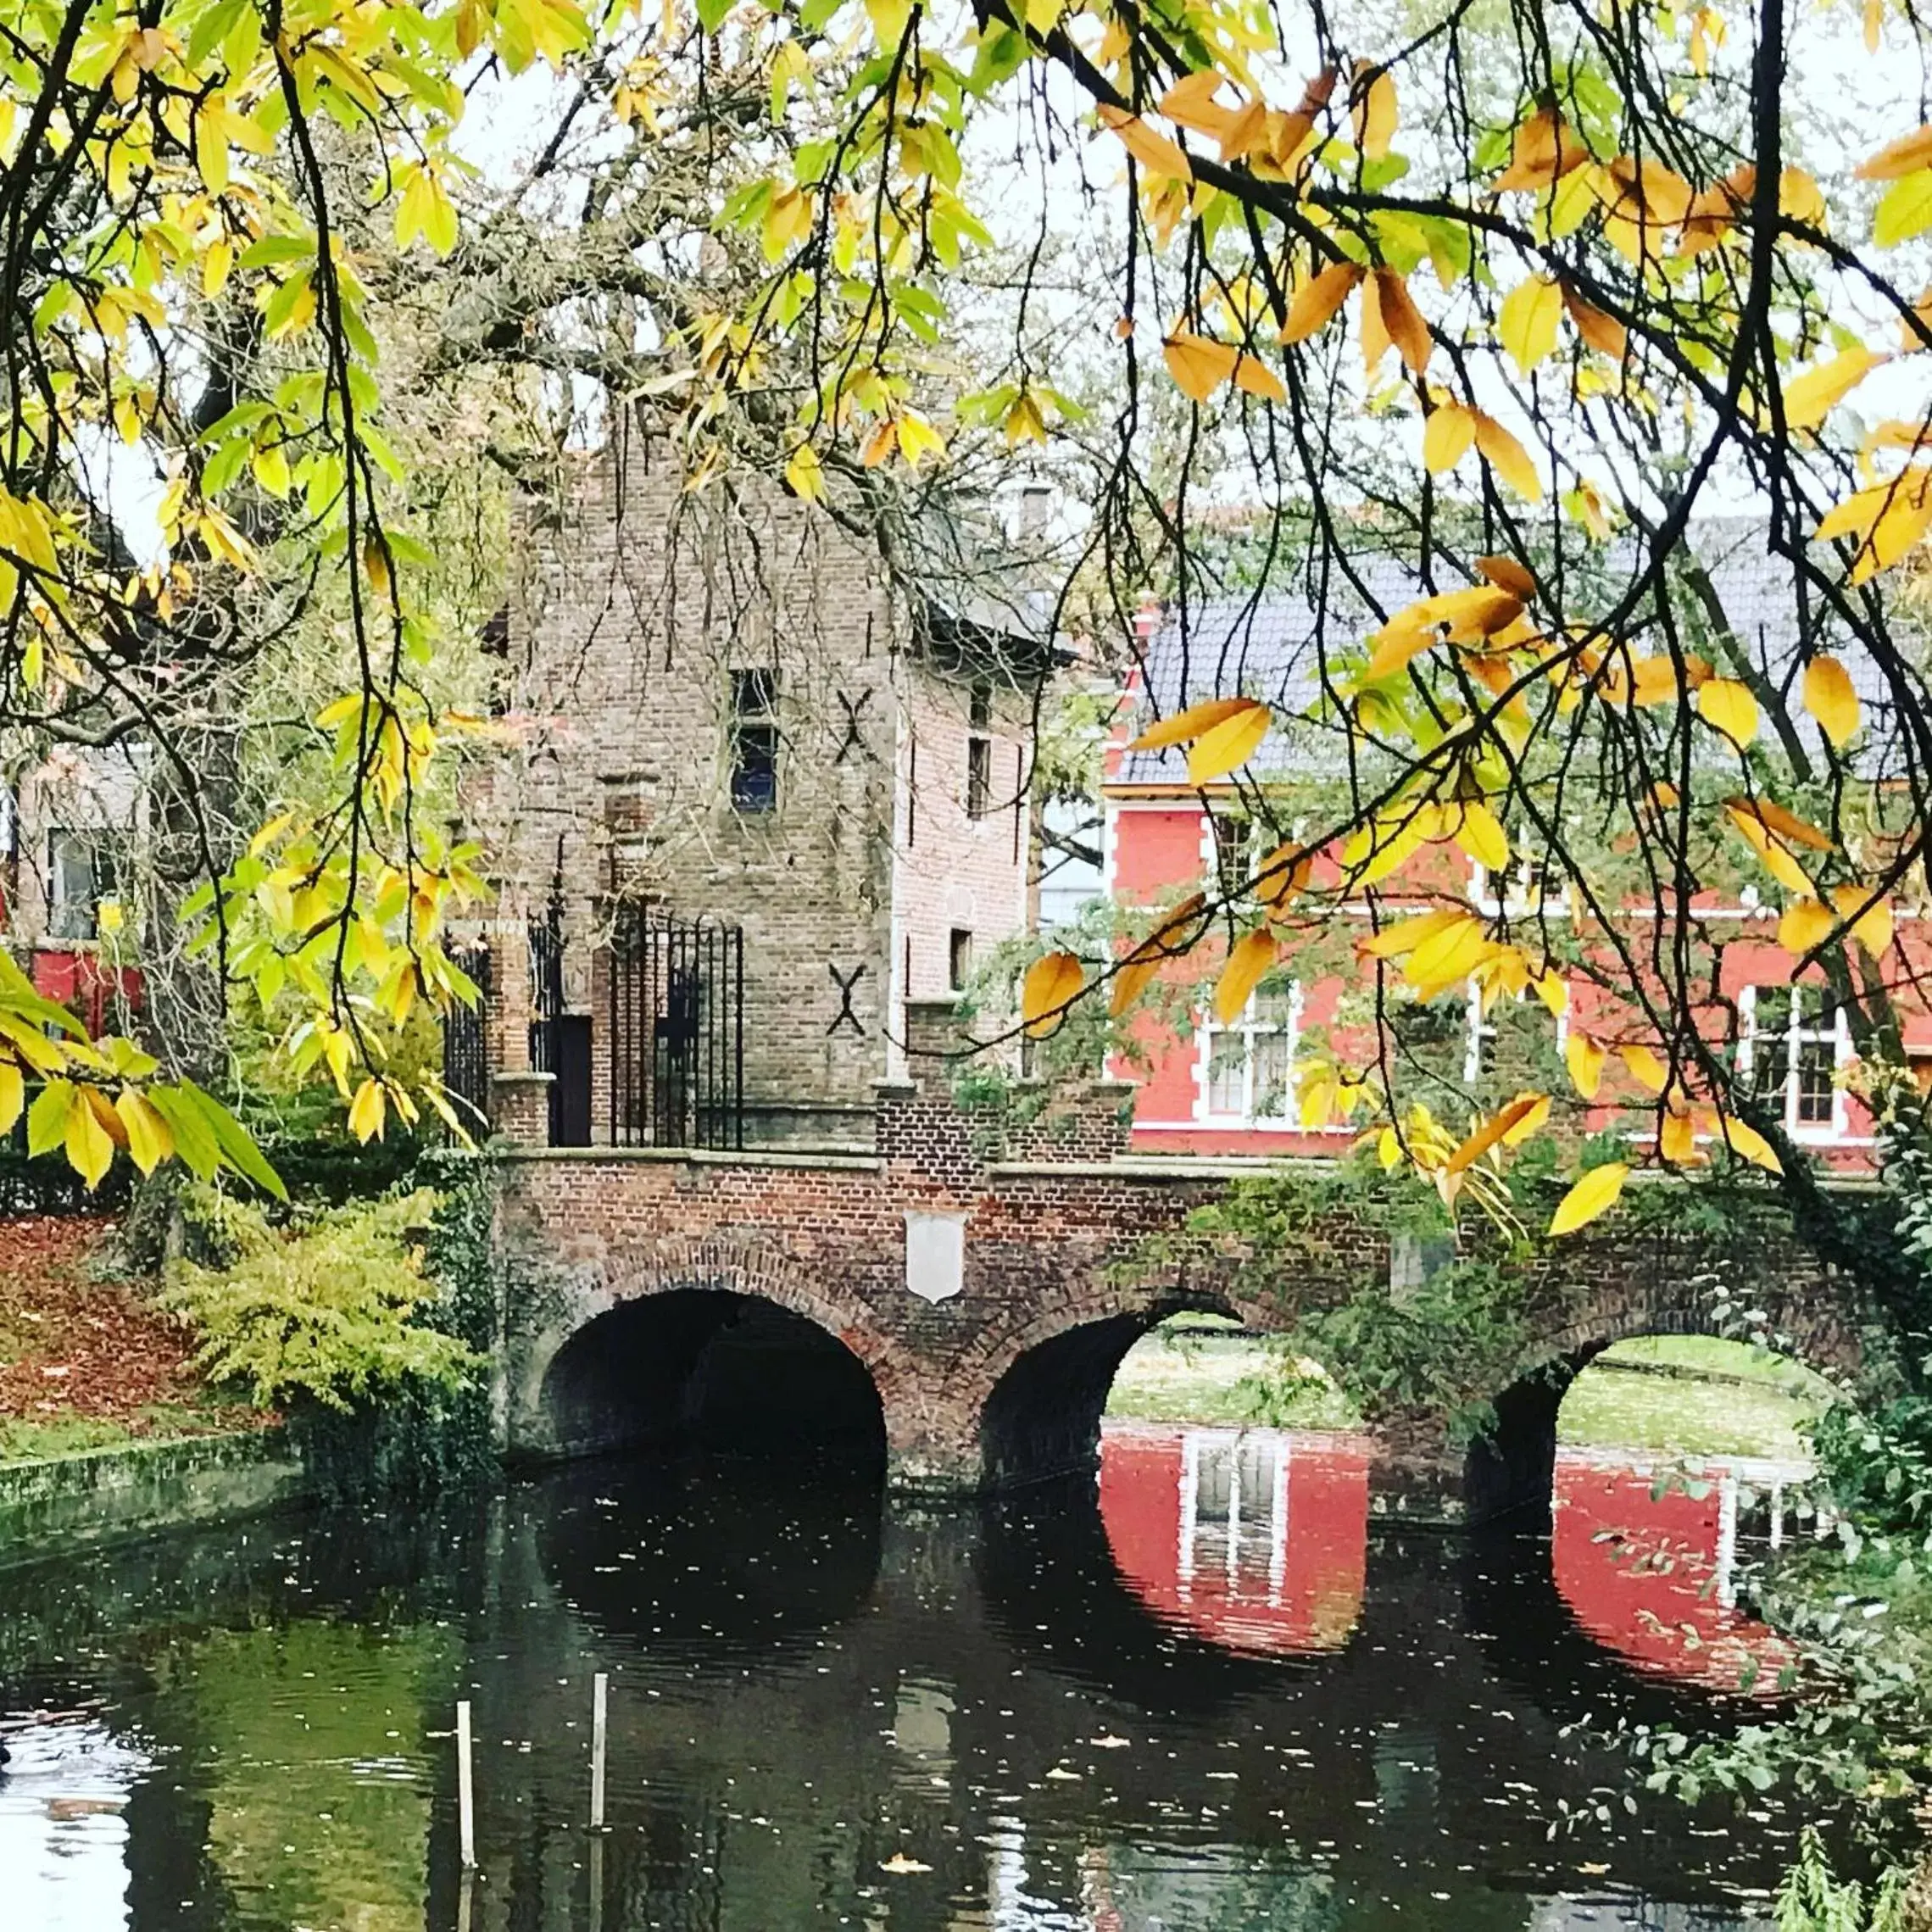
[610,905,744,1150]
[440,938,493,1139]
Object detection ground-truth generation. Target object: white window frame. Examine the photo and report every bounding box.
[1200,810,1256,905]
[1740,983,1851,1140]
[1471,855,1571,920]
[1195,978,1303,1124]
[1463,978,1568,1084]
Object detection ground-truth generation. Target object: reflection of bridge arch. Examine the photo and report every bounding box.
[514,1237,904,1467]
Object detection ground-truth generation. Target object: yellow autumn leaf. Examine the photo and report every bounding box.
[1710,1114,1783,1175]
[1696,676,1759,744]
[66,1086,116,1189]
[1723,794,1835,851]
[1163,331,1241,404]
[1782,348,1886,431]
[1281,262,1363,343]
[1816,469,1932,581]
[1022,950,1085,1037]
[348,1077,388,1143]
[1446,1090,1546,1173]
[1352,62,1396,159]
[1494,106,1590,192]
[1360,905,1470,959]
[1777,898,1835,956]
[0,1060,19,1137]
[1660,1106,1699,1166]
[1370,270,1430,376]
[1128,695,1258,751]
[1255,842,1313,910]
[114,1088,175,1175]
[1454,801,1510,871]
[1471,411,1543,498]
[1831,883,1894,955]
[1620,1043,1670,1094]
[1098,105,1193,181]
[1857,125,1932,181]
[1403,911,1492,988]
[1214,927,1280,1024]
[1803,654,1862,748]
[1188,699,1272,783]
[785,443,825,501]
[1423,401,1476,472]
[1498,275,1563,376]
[1110,894,1206,1017]
[1233,353,1287,403]
[1564,1032,1606,1100]
[1561,281,1628,359]
[1549,1161,1629,1236]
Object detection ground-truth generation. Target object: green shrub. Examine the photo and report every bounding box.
[162,1184,482,1413]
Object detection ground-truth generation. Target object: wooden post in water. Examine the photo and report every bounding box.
[589,1673,609,1829]
[457,1700,477,1869]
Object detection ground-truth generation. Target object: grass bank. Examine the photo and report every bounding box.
[1103,1321,1835,1461]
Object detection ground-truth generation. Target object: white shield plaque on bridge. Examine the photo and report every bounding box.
[904,1210,966,1305]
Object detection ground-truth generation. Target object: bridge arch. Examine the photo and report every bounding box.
[966,1280,1292,1488]
[1465,1270,1862,1522]
[508,1236,909,1471]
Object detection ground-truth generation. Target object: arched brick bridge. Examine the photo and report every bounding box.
[482,1013,1868,1524]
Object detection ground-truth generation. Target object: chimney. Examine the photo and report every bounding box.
[1019,484,1052,541]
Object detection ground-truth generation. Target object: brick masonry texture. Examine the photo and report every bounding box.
[487,1050,1865,1517]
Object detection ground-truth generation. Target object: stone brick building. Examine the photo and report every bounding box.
[470,415,1052,1145]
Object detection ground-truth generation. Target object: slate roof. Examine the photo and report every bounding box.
[1113,520,1910,787]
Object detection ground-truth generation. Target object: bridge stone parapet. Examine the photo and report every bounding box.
[483,1003,1869,1522]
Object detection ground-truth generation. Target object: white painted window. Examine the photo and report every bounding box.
[1741,984,1850,1138]
[1197,977,1301,1122]
[1463,981,1500,1084]
[1200,810,1255,904]
[1463,979,1567,1084]
[1471,854,1569,919]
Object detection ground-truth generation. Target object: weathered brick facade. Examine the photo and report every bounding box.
[482,994,1864,1523]
[469,414,1038,1142]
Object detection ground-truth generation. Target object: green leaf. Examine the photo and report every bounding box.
[26,1078,73,1157]
[145,1085,223,1180]
[179,1079,288,1199]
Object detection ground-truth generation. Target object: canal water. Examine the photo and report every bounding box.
[0,1426,1818,1930]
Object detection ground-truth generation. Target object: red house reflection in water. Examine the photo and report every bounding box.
[1097,1423,1372,1656]
[1552,1449,1802,1695]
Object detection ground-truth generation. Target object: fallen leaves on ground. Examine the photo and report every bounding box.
[0,1217,264,1452]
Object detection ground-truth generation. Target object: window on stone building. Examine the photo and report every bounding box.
[966,682,994,821]
[47,830,121,942]
[949,928,973,993]
[1744,984,1848,1134]
[966,734,992,820]
[1199,976,1300,1122]
[729,669,779,812]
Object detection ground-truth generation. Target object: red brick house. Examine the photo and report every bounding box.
[1102,528,1921,1168]
[0,745,145,1037]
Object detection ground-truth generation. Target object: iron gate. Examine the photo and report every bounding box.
[527,886,594,1146]
[440,938,493,1138]
[610,905,744,1150]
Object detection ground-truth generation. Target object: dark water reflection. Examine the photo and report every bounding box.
[0,1427,1820,1930]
